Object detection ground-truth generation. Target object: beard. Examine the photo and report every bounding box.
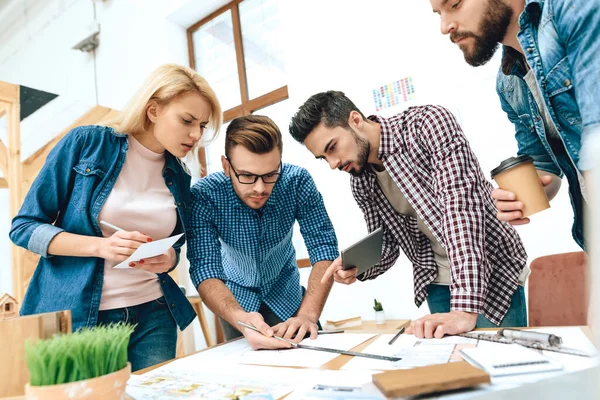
[347,130,370,177]
[451,0,513,66]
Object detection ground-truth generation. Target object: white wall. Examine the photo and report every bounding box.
[0,0,581,347]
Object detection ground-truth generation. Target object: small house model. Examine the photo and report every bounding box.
[0,293,18,320]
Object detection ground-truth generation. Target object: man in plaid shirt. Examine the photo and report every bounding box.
[289,91,529,338]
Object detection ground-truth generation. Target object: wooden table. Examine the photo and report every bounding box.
[5,323,593,400]
[137,319,411,375]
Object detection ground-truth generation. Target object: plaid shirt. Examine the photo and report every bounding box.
[188,164,338,321]
[353,105,527,325]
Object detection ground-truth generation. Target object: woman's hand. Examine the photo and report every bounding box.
[97,230,151,262]
[131,247,176,273]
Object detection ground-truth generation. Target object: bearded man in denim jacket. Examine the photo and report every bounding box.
[430,0,599,249]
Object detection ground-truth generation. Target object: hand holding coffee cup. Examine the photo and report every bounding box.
[491,156,551,225]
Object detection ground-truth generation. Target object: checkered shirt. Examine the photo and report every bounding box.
[353,105,528,325]
[188,164,338,321]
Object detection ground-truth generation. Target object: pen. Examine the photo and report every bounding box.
[317,329,344,335]
[237,321,297,346]
[100,220,124,232]
[388,327,405,345]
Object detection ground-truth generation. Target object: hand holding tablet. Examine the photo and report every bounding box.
[322,227,384,285]
[341,227,384,275]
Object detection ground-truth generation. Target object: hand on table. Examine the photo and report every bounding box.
[272,315,319,344]
[405,311,478,339]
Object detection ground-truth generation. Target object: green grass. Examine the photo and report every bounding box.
[25,322,135,386]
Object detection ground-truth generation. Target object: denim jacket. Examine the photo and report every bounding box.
[495,0,600,248]
[9,125,196,331]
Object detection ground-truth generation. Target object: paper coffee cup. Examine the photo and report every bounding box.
[491,155,550,218]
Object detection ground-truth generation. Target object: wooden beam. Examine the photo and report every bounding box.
[247,85,289,113]
[187,29,196,71]
[22,105,113,184]
[0,81,18,103]
[7,99,24,302]
[0,178,8,188]
[231,3,249,108]
[0,139,9,178]
[187,1,237,34]
[0,102,6,119]
[296,258,312,268]
[223,105,244,123]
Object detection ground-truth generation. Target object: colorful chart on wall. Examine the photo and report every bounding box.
[372,77,416,111]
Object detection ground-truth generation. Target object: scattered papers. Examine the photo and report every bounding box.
[128,363,376,400]
[127,370,293,399]
[343,333,478,371]
[114,233,184,269]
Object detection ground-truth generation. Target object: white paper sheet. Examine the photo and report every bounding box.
[342,333,478,371]
[163,333,376,370]
[236,333,377,368]
[114,233,184,269]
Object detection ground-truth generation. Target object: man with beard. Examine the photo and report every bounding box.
[289,91,529,338]
[188,115,338,349]
[430,0,599,249]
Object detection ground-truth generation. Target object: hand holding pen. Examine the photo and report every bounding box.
[98,220,151,264]
[237,312,295,351]
[99,221,175,272]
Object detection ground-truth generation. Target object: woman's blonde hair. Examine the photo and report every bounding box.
[108,63,222,158]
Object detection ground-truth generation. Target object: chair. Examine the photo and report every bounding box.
[528,251,588,326]
[187,296,215,347]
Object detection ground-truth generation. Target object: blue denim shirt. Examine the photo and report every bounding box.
[495,0,599,248]
[9,125,196,331]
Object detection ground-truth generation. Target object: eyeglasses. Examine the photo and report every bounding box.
[226,158,281,184]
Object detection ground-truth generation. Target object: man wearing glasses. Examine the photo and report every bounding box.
[187,115,338,350]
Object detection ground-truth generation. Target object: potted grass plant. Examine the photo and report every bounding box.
[373,298,386,325]
[24,323,135,400]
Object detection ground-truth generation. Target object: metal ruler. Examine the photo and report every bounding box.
[237,320,401,362]
[457,332,595,357]
[295,343,401,362]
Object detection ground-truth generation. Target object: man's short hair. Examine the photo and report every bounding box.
[225,115,283,158]
[289,90,366,143]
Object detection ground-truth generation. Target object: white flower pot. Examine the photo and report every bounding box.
[375,310,386,325]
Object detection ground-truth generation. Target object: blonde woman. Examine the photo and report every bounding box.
[10,64,222,371]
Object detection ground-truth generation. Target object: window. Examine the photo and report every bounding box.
[188,0,288,175]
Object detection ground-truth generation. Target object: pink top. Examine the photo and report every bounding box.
[98,135,178,310]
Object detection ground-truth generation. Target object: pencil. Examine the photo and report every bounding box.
[100,220,124,232]
[388,327,405,345]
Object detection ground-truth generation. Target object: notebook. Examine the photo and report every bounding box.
[460,344,563,377]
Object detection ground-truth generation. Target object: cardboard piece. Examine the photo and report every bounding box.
[325,316,362,329]
[372,361,490,397]
[0,310,71,397]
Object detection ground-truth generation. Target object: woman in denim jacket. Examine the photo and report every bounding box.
[9,64,222,371]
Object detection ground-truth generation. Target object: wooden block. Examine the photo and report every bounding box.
[0,310,71,398]
[372,361,490,398]
[325,316,362,328]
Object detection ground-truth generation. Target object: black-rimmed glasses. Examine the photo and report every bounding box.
[226,158,281,184]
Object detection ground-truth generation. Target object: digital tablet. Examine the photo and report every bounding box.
[341,227,384,275]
